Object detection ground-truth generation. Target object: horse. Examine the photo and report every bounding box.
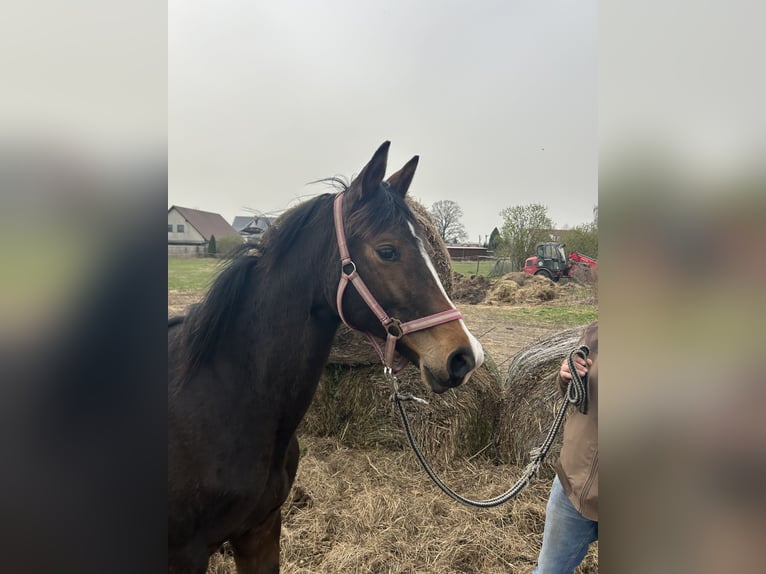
[168,141,484,573]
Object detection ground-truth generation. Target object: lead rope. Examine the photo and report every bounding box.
[390,345,590,508]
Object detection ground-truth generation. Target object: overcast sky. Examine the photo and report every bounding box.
[169,0,596,243]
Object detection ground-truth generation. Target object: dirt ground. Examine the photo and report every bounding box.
[168,292,597,573]
[461,305,561,370]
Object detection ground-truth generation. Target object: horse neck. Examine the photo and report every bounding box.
[234,225,341,422]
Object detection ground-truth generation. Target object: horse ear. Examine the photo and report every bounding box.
[348,141,390,200]
[385,155,419,197]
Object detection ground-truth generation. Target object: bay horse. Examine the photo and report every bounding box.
[168,141,484,573]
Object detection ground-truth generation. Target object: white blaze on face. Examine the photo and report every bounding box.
[407,222,485,369]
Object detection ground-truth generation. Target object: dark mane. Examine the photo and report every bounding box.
[176,242,260,381]
[257,192,336,276]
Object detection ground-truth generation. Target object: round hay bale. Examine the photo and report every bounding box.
[493,326,586,470]
[300,355,505,464]
[326,325,382,365]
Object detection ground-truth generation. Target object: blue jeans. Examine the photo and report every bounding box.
[533,475,598,574]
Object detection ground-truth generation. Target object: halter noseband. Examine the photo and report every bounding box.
[333,191,464,371]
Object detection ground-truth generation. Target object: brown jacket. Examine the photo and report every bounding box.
[554,320,598,521]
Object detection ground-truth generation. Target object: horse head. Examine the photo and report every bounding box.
[334,141,484,393]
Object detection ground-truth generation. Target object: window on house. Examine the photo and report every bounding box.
[177,224,185,233]
[167,224,173,232]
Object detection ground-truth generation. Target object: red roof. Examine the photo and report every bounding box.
[170,205,238,241]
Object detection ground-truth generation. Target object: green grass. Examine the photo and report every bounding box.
[451,260,496,277]
[469,304,597,327]
[168,257,222,292]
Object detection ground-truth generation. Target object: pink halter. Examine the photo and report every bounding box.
[333,191,464,370]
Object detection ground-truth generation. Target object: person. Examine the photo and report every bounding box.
[533,321,598,574]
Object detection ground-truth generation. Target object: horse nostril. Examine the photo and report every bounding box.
[447,348,475,384]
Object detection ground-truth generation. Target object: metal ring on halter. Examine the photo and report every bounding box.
[385,318,404,339]
[342,261,356,276]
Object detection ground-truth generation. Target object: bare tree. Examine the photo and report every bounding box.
[430,200,468,244]
[499,203,553,270]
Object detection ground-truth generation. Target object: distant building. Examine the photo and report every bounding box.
[168,205,240,256]
[231,214,275,242]
[547,229,569,242]
[446,245,492,261]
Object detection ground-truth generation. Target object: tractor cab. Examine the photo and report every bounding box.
[523,242,569,281]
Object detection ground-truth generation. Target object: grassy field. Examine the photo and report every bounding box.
[451,259,496,277]
[168,257,222,292]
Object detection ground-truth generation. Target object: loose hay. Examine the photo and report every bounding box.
[486,273,559,305]
[451,272,493,304]
[206,436,598,574]
[494,326,586,467]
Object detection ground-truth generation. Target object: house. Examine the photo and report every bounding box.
[168,205,240,256]
[547,229,569,242]
[231,214,275,242]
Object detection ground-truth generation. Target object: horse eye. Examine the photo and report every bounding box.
[376,245,399,261]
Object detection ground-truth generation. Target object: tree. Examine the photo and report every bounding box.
[207,234,217,257]
[499,203,553,270]
[487,227,502,251]
[560,221,598,259]
[430,200,468,244]
[216,234,245,255]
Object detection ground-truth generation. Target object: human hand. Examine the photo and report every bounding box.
[559,355,593,382]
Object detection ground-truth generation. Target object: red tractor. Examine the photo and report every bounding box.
[523,242,598,282]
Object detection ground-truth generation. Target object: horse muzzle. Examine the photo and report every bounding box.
[403,323,485,394]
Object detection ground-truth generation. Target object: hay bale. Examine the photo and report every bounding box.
[300,356,505,464]
[327,325,382,365]
[494,326,585,468]
[486,273,558,305]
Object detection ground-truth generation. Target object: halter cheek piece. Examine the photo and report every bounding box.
[333,191,464,371]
